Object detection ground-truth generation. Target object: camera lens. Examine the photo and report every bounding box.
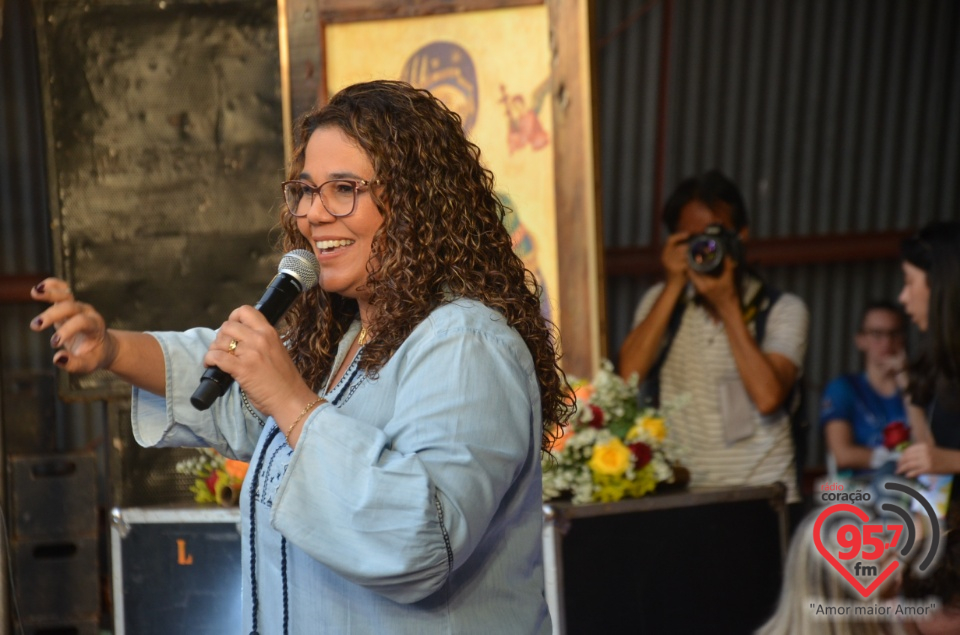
[688,236,725,274]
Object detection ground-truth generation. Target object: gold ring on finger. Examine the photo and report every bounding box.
[228,339,239,355]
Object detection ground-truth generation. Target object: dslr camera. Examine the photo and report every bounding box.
[687,224,743,276]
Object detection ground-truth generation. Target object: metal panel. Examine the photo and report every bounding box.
[596,0,960,246]
[1,0,52,383]
[0,0,50,276]
[107,398,196,507]
[596,0,663,249]
[33,0,285,400]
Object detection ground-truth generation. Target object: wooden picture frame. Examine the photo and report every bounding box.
[278,0,605,379]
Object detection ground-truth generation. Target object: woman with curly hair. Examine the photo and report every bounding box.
[30,80,573,633]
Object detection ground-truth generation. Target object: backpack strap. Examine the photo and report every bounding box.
[636,294,687,408]
[638,281,784,406]
[638,280,808,494]
[749,284,781,346]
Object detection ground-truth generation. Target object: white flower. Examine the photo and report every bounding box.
[543,360,688,503]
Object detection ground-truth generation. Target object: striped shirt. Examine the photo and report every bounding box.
[633,278,809,502]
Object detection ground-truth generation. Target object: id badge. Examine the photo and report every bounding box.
[718,377,757,445]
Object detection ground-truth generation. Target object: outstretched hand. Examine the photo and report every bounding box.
[29,278,118,373]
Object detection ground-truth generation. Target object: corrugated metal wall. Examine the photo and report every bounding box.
[597,0,960,463]
[599,0,960,246]
[1,0,106,459]
[3,0,960,467]
[1,0,50,362]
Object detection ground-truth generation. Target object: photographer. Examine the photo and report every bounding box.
[619,170,809,503]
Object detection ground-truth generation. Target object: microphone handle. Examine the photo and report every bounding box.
[254,274,303,323]
[189,273,304,411]
[191,367,232,411]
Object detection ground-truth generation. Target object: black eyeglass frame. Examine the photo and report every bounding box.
[281,178,384,218]
[858,328,906,340]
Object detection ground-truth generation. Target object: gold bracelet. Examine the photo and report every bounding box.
[285,397,325,441]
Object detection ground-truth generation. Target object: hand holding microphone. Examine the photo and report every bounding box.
[190,249,320,410]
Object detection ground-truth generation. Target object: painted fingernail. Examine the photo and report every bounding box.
[54,356,68,366]
[32,317,43,328]
[50,334,60,347]
[34,283,45,293]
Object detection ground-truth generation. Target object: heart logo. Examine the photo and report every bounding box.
[813,504,900,598]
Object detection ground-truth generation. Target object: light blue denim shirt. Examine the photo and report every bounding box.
[132,298,550,634]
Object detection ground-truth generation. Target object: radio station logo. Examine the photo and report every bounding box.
[814,480,941,599]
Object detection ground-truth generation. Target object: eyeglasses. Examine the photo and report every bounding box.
[861,329,905,340]
[282,179,382,218]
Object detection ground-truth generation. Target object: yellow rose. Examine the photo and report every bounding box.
[589,438,631,476]
[641,416,667,441]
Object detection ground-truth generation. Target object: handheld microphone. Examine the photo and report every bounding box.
[190,249,320,411]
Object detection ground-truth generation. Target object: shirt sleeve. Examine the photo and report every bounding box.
[632,282,666,328]
[131,328,265,461]
[761,292,810,373]
[271,323,539,604]
[819,376,855,428]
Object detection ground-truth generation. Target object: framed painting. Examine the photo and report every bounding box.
[279,0,604,378]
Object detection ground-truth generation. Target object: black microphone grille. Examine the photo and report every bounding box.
[278,249,320,291]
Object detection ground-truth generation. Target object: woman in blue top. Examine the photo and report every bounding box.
[820,300,908,474]
[30,80,573,634]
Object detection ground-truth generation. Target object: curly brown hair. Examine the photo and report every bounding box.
[277,80,573,451]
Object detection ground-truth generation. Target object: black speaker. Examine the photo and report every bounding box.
[110,507,242,635]
[544,485,788,635]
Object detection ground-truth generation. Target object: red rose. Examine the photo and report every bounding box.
[205,471,219,494]
[588,405,605,429]
[883,421,910,450]
[629,442,652,468]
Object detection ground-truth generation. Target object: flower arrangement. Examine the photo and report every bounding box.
[542,361,686,504]
[175,448,249,506]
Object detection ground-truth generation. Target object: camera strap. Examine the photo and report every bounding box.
[637,279,808,486]
[639,280,777,408]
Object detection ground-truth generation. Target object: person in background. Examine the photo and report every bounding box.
[30,80,572,634]
[619,170,809,504]
[820,301,909,476]
[901,528,960,634]
[895,221,960,529]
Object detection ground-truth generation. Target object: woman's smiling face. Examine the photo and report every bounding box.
[296,126,384,304]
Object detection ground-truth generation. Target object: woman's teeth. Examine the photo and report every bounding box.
[316,239,355,252]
